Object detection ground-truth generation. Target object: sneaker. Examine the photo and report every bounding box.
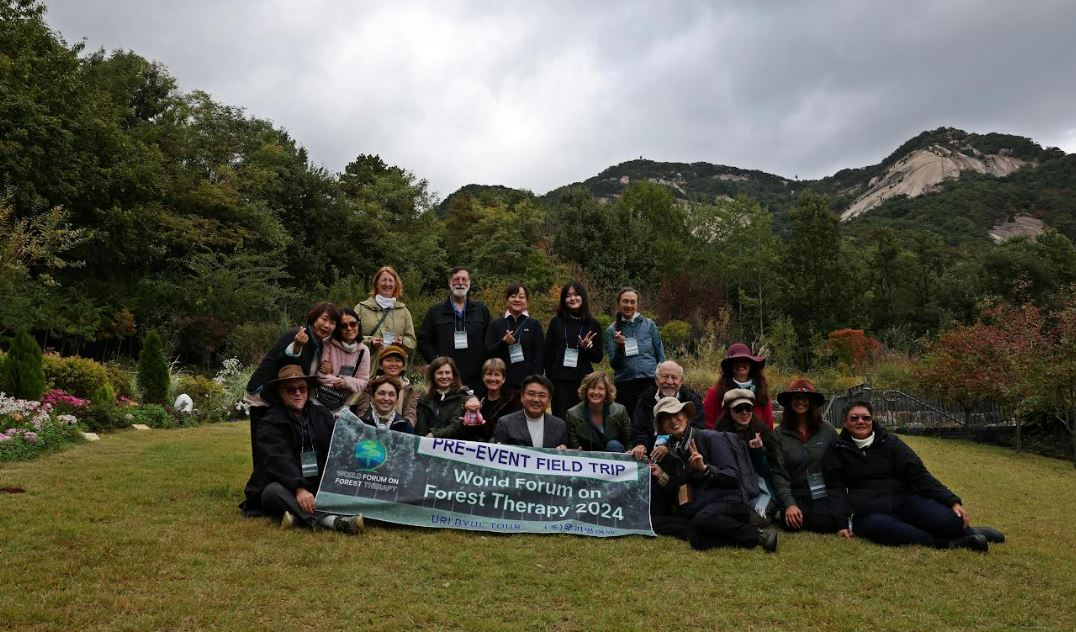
[335,514,364,535]
[968,526,1005,543]
[759,527,778,553]
[950,533,988,553]
[281,511,296,529]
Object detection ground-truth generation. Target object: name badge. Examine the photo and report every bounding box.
[509,343,524,364]
[453,330,468,350]
[563,347,579,368]
[382,331,397,346]
[301,450,319,478]
[806,472,827,500]
[624,337,640,357]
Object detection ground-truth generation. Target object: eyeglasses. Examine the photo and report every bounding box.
[284,385,308,395]
[340,321,359,329]
[524,390,550,400]
[732,404,754,414]
[848,414,872,422]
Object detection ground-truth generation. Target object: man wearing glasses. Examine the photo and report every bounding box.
[240,364,363,534]
[493,375,568,449]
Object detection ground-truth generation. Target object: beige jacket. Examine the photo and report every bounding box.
[356,296,417,359]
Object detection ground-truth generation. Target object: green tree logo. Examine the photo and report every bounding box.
[353,440,388,471]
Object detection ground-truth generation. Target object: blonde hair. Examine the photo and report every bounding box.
[482,358,507,377]
[577,371,617,404]
[369,266,404,298]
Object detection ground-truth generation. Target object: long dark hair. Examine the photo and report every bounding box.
[715,406,764,433]
[556,281,593,321]
[714,361,769,407]
[786,399,824,431]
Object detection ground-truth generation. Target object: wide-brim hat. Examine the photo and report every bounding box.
[777,378,825,407]
[722,388,756,410]
[653,396,696,432]
[720,342,766,374]
[378,344,408,363]
[267,364,317,388]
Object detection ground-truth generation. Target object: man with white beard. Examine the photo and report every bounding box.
[418,267,492,391]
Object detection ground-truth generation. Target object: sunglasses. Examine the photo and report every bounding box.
[848,414,872,422]
[340,321,359,330]
[732,404,754,414]
[284,384,308,394]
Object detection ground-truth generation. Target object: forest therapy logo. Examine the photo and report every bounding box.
[354,439,388,471]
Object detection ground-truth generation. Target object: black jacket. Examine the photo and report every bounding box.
[246,326,323,400]
[483,314,546,389]
[654,429,754,513]
[632,384,706,450]
[241,401,335,511]
[822,425,961,518]
[358,408,414,434]
[715,416,796,509]
[543,315,604,381]
[418,298,491,389]
[416,388,473,438]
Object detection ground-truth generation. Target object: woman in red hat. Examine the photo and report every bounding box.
[774,378,843,533]
[703,342,774,430]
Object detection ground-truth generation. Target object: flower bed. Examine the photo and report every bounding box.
[0,392,84,462]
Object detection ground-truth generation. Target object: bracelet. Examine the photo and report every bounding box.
[658,473,670,487]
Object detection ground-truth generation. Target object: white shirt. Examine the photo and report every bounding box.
[852,433,876,450]
[526,414,545,448]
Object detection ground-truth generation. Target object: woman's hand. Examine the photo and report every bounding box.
[501,330,516,345]
[613,330,626,347]
[371,336,382,348]
[293,327,309,348]
[578,331,597,349]
[837,528,854,539]
[952,503,970,529]
[784,505,804,529]
[688,439,705,472]
[648,462,665,478]
[650,445,669,462]
[748,432,763,449]
[295,488,316,515]
[631,445,648,461]
[333,377,346,389]
[318,360,332,374]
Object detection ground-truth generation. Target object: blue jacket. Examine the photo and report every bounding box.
[605,315,665,382]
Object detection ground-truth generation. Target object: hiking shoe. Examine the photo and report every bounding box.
[968,526,1005,543]
[950,533,988,553]
[335,514,364,535]
[759,527,778,553]
[281,511,296,529]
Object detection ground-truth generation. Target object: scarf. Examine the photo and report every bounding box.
[852,433,875,450]
[334,339,359,354]
[375,294,396,310]
[733,378,755,391]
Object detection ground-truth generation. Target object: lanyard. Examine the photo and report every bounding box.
[507,315,527,341]
[563,318,590,349]
[452,301,467,333]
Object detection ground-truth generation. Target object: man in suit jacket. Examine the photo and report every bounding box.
[493,375,568,449]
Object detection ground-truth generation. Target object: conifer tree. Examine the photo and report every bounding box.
[137,330,170,405]
[0,328,45,400]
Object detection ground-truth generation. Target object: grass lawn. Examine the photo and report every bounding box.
[1,423,1074,631]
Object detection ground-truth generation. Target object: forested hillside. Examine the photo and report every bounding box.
[2,0,1075,373]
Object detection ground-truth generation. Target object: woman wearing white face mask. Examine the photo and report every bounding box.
[356,266,417,361]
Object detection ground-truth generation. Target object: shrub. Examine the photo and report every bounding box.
[82,382,125,432]
[660,320,692,352]
[42,353,110,399]
[127,404,180,429]
[214,357,254,419]
[1,328,45,400]
[138,330,170,405]
[105,362,137,399]
[173,373,227,420]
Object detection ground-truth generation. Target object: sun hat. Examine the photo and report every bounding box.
[722,388,756,410]
[378,345,408,363]
[720,342,766,374]
[776,378,825,408]
[267,364,317,388]
[653,396,697,432]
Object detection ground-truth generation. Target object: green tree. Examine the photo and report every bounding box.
[137,329,170,405]
[1,327,45,400]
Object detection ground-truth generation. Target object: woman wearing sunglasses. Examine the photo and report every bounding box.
[714,388,795,519]
[315,307,371,414]
[822,400,1004,550]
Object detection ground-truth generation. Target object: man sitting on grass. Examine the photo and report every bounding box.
[240,364,363,534]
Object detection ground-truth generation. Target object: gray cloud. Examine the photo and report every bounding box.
[44,0,1076,198]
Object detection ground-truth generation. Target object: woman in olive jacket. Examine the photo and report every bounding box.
[415,357,476,439]
[356,266,417,361]
[565,371,632,452]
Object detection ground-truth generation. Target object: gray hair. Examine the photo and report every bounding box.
[655,360,684,378]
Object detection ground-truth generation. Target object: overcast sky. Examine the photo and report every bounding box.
[43,0,1076,199]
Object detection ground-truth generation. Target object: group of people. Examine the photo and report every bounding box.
[237,266,1004,553]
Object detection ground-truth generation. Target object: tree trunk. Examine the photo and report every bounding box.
[1015,414,1022,454]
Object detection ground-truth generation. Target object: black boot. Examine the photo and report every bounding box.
[950,533,988,553]
[968,526,1005,543]
[758,527,778,553]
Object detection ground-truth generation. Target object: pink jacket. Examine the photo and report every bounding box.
[318,339,370,395]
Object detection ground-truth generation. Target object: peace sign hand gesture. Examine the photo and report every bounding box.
[688,439,706,472]
[578,330,597,349]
